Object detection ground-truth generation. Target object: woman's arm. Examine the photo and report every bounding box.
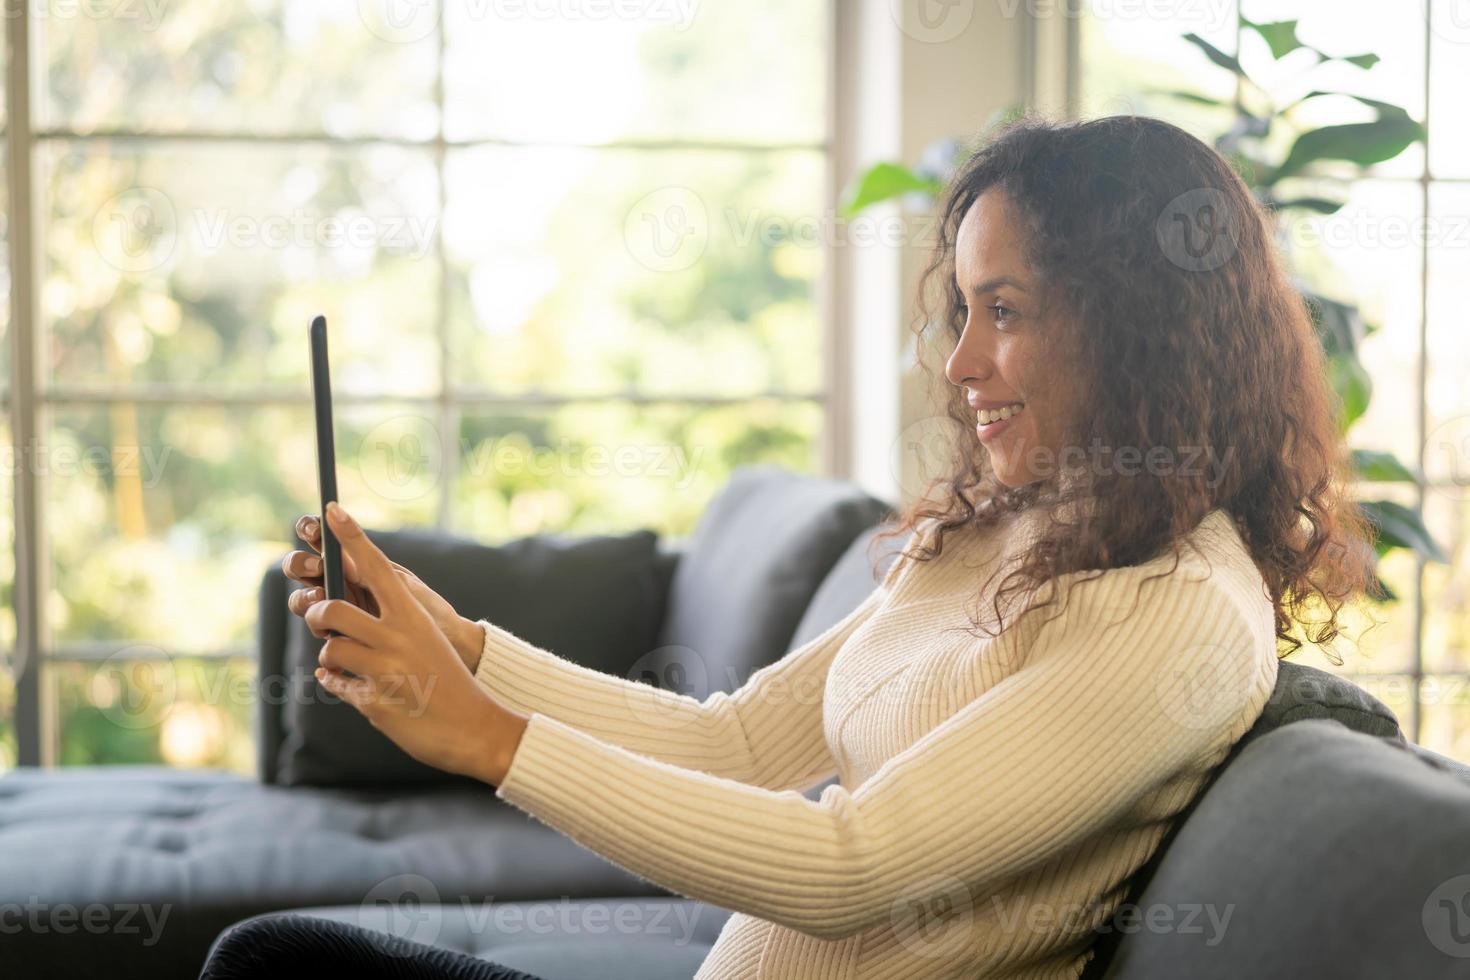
[486,560,1278,941]
[470,581,890,792]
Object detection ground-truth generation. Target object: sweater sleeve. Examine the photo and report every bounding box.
[473,581,891,791]
[488,560,1277,942]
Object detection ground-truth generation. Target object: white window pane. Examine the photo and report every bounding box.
[43,143,441,394]
[443,0,826,143]
[1429,0,1470,177]
[443,145,824,397]
[39,0,438,138]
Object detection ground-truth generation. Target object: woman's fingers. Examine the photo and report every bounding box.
[288,585,321,614]
[304,597,389,647]
[280,550,324,586]
[296,513,373,586]
[317,635,374,678]
[295,514,321,549]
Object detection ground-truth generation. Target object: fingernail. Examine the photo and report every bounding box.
[305,556,321,574]
[327,501,348,524]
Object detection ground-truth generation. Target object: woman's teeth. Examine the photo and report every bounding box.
[978,403,1025,426]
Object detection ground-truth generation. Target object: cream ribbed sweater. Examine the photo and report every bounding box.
[472,506,1280,979]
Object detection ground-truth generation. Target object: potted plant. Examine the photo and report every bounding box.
[839,15,1445,602]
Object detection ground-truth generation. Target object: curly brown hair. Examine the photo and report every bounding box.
[868,113,1380,661]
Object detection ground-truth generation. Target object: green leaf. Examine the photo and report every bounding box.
[1245,18,1304,60]
[1359,499,1449,564]
[1304,289,1367,359]
[1367,565,1399,603]
[1275,113,1425,180]
[1352,450,1420,483]
[1329,354,1372,432]
[840,163,942,218]
[1155,89,1229,107]
[1182,32,1244,75]
[1273,196,1345,215]
[1287,91,1408,117]
[1338,53,1381,69]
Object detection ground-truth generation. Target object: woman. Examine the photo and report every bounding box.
[202,113,1375,979]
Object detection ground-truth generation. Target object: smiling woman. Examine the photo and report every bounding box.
[237,113,1385,980]
[889,112,1378,659]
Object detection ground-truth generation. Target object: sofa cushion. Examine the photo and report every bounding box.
[788,522,909,650]
[260,897,733,980]
[1098,719,1470,979]
[0,765,670,980]
[651,464,891,698]
[273,526,670,787]
[1080,661,1406,979]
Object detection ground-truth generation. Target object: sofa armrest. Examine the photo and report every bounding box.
[255,565,293,784]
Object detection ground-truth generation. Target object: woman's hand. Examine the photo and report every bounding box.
[281,513,486,674]
[306,502,528,786]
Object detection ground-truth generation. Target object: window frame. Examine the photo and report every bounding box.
[4,1,839,766]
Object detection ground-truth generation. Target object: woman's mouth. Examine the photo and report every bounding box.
[975,402,1024,444]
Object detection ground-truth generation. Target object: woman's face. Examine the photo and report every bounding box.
[945,188,1073,489]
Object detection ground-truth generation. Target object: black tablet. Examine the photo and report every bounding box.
[308,315,347,607]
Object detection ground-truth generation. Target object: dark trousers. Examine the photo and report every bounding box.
[199,912,546,980]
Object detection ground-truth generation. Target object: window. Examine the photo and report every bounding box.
[1081,0,1470,761]
[4,0,832,769]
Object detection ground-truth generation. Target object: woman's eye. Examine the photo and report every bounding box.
[988,304,1016,328]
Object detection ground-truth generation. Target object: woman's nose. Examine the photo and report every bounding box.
[946,330,994,389]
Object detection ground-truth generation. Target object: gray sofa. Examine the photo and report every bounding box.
[3,464,1469,979]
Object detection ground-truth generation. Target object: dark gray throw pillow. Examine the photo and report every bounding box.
[275,525,671,787]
